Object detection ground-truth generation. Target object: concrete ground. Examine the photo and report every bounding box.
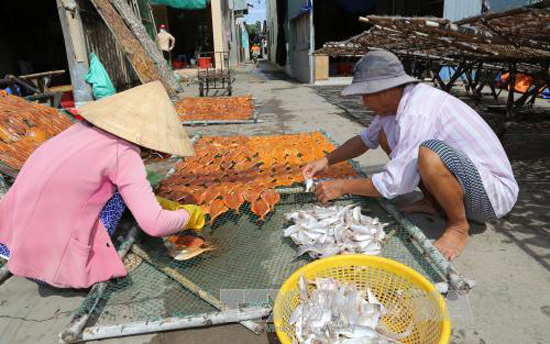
[1,60,550,344]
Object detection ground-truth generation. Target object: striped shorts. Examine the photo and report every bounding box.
[420,140,497,223]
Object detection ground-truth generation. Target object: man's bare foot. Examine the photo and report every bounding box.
[434,224,469,260]
[401,198,440,216]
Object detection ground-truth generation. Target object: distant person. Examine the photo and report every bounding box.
[157,24,175,63]
[251,44,260,64]
[303,50,518,261]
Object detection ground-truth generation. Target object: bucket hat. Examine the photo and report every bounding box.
[342,50,418,96]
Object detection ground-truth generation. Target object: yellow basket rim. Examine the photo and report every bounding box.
[273,255,451,344]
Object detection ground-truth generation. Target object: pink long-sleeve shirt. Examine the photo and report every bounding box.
[360,83,518,218]
[0,122,189,288]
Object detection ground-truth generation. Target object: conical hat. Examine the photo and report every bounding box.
[78,81,194,157]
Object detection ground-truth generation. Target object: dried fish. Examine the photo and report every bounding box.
[0,94,72,171]
[223,191,245,214]
[251,198,270,220]
[209,199,229,225]
[284,205,387,259]
[260,189,281,210]
[166,234,205,247]
[168,244,215,261]
[291,276,403,344]
[242,187,263,203]
[201,187,222,204]
[156,133,359,217]
[176,95,254,122]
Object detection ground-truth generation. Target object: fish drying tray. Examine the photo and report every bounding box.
[61,130,472,343]
[176,96,260,126]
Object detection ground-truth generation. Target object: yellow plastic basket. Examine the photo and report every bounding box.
[273,255,450,344]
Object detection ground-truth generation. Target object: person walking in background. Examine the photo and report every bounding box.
[157,24,176,63]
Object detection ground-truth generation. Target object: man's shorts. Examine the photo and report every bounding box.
[420,139,497,223]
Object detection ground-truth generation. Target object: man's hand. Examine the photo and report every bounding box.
[302,157,329,179]
[315,179,346,204]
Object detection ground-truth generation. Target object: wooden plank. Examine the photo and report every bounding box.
[89,0,177,96]
[506,64,517,118]
[56,0,93,104]
[314,54,329,81]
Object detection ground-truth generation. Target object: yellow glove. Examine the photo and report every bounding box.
[181,204,205,231]
[156,196,205,231]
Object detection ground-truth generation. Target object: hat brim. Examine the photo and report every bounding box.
[341,74,419,96]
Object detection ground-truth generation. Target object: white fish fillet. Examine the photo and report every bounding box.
[292,277,404,344]
[284,205,388,259]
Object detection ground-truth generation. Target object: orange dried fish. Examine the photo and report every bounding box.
[166,235,205,247]
[201,187,222,204]
[242,186,263,203]
[200,203,210,216]
[251,198,270,220]
[223,191,245,214]
[260,189,281,211]
[209,199,229,225]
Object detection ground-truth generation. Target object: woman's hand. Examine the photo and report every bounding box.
[315,179,346,204]
[182,205,205,231]
[302,157,329,179]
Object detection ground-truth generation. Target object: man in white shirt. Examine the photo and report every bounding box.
[303,50,518,260]
[157,24,175,62]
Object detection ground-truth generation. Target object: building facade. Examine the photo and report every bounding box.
[444,0,541,22]
[266,0,445,84]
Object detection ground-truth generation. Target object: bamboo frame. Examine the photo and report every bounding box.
[108,0,180,94]
[131,245,265,334]
[88,0,177,96]
[179,98,260,126]
[0,265,10,284]
[181,110,261,126]
[76,308,271,342]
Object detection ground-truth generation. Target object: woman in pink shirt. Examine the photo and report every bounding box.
[0,81,204,288]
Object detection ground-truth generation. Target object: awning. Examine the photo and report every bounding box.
[147,0,207,10]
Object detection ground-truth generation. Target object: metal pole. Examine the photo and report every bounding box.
[60,226,139,344]
[76,308,271,342]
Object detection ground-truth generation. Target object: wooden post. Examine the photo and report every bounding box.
[506,64,517,119]
[431,64,446,90]
[211,0,224,69]
[443,64,464,92]
[314,54,329,81]
[56,0,93,105]
[464,66,474,92]
[108,0,180,94]
[89,0,178,96]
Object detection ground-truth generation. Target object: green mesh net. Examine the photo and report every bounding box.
[75,193,445,327]
[72,131,446,330]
